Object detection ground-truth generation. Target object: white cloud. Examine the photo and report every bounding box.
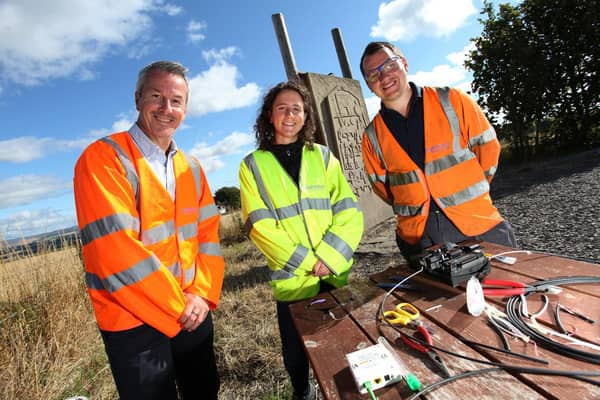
[0,175,71,209]
[0,0,178,86]
[371,0,477,41]
[188,131,254,173]
[186,48,261,116]
[0,208,77,239]
[409,64,466,87]
[161,3,182,16]
[409,43,474,88]
[187,20,207,43]
[1,113,135,162]
[202,47,239,63]
[364,96,381,120]
[0,137,53,162]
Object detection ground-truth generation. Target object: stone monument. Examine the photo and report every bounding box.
[272,14,393,231]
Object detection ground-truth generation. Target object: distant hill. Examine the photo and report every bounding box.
[4,225,79,247]
[2,226,80,262]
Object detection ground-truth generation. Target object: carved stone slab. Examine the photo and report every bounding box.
[300,72,393,232]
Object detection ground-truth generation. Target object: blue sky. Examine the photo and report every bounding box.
[0,0,498,240]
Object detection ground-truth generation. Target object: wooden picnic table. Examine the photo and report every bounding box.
[289,242,600,399]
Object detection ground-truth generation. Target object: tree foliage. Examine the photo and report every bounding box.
[214,186,240,210]
[466,0,600,157]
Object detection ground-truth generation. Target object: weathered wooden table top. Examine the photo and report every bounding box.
[289,242,600,399]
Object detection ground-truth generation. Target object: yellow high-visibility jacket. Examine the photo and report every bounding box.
[74,131,224,338]
[239,143,364,301]
[362,87,503,245]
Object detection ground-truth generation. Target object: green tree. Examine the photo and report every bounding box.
[521,0,600,148]
[214,186,241,210]
[466,0,600,156]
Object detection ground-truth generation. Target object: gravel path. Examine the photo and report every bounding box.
[353,147,600,277]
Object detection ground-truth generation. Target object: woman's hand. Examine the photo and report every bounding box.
[312,260,330,277]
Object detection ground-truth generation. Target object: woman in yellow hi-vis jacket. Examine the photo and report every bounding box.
[239,81,364,399]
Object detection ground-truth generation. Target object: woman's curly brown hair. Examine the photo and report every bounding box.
[254,80,316,150]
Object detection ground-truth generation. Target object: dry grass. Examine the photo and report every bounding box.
[0,215,296,399]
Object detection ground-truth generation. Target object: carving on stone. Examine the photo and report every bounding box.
[325,88,372,194]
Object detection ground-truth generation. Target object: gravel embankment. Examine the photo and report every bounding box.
[353,147,600,277]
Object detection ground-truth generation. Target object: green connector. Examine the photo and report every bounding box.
[363,381,377,400]
[405,373,422,392]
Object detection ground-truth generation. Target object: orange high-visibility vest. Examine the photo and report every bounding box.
[362,87,503,245]
[74,131,224,337]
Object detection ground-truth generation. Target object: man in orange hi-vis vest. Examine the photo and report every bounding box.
[360,42,516,262]
[74,61,224,400]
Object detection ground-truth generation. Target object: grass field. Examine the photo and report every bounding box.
[0,212,297,399]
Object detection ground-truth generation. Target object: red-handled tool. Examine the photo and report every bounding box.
[382,302,451,378]
[482,279,561,297]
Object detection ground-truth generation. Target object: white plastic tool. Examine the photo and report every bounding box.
[466,275,485,316]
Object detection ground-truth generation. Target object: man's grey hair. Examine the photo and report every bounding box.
[135,60,190,103]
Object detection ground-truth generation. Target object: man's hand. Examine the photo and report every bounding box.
[312,260,330,277]
[179,293,209,332]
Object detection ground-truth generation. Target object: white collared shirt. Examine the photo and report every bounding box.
[128,124,178,200]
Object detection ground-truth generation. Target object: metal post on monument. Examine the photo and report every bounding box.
[271,13,299,81]
[270,14,394,230]
[331,28,353,79]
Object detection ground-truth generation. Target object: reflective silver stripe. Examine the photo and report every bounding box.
[300,198,331,212]
[388,170,420,186]
[425,148,475,175]
[245,208,274,233]
[80,213,140,246]
[184,262,196,284]
[392,203,425,216]
[469,126,496,147]
[244,154,280,223]
[270,268,294,280]
[322,231,353,262]
[368,172,386,185]
[485,165,497,178]
[270,245,308,281]
[141,220,175,246]
[178,222,198,241]
[199,242,222,257]
[276,203,301,219]
[184,153,202,203]
[436,87,462,153]
[85,272,104,290]
[437,179,490,208]
[199,204,218,222]
[85,255,161,293]
[274,198,331,220]
[365,121,389,170]
[101,137,140,207]
[332,197,360,215]
[168,261,181,278]
[317,144,330,168]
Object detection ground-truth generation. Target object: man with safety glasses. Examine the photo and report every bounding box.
[359,41,516,262]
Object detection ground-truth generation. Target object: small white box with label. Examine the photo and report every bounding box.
[345,343,404,394]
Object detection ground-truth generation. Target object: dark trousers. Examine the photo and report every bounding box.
[396,210,517,260]
[276,281,335,396]
[277,301,309,396]
[100,312,219,400]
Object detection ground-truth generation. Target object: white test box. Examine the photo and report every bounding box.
[345,343,404,394]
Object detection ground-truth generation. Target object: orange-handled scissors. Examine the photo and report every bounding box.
[383,302,420,325]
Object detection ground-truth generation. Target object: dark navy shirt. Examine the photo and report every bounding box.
[380,82,440,213]
[380,82,425,169]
